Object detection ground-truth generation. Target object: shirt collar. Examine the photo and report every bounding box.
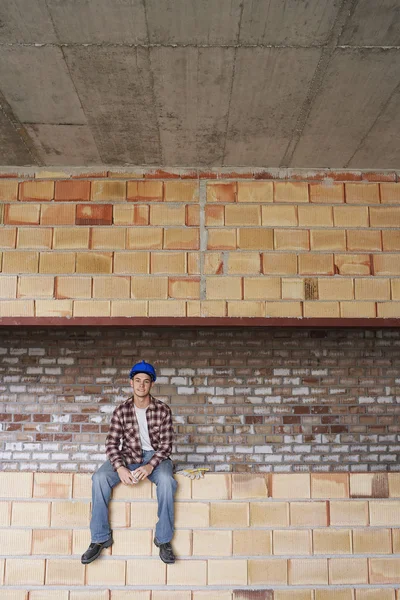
[129,395,156,410]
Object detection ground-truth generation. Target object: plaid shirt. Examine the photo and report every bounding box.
[105,395,174,471]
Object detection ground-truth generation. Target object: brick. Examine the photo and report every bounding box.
[370,558,400,583]
[148,300,186,316]
[114,251,150,274]
[388,473,400,497]
[228,253,261,274]
[0,502,11,525]
[330,558,368,584]
[0,276,17,298]
[72,530,110,556]
[374,254,400,275]
[20,181,54,201]
[330,501,369,525]
[5,558,45,585]
[55,180,90,201]
[334,206,369,227]
[208,559,247,585]
[281,278,304,300]
[299,254,334,275]
[262,253,297,275]
[153,529,192,557]
[313,528,352,554]
[274,529,311,555]
[355,278,390,300]
[347,230,382,251]
[335,254,371,275]
[92,181,126,201]
[0,228,17,247]
[266,300,302,317]
[381,183,400,203]
[298,205,333,227]
[248,558,287,584]
[393,529,400,552]
[91,228,126,249]
[126,227,163,250]
[346,183,380,204]
[310,183,344,203]
[150,205,186,225]
[238,182,273,203]
[315,592,353,600]
[0,299,34,316]
[16,228,52,249]
[109,501,130,527]
[206,276,242,300]
[274,229,309,250]
[192,474,231,499]
[210,502,248,527]
[126,558,166,585]
[76,204,112,225]
[93,276,130,299]
[289,558,328,584]
[188,252,200,274]
[207,228,236,249]
[204,252,223,275]
[187,204,200,226]
[198,300,226,316]
[350,473,389,498]
[164,228,199,250]
[53,228,89,249]
[377,302,400,317]
[115,204,150,225]
[244,277,280,299]
[86,559,126,585]
[275,182,308,203]
[169,277,200,299]
[0,180,18,201]
[193,530,232,556]
[31,591,69,600]
[0,591,28,600]
[175,502,209,527]
[39,253,75,274]
[51,500,89,526]
[207,182,236,203]
[262,205,297,227]
[165,181,199,203]
[224,299,262,317]
[0,529,32,555]
[111,594,150,600]
[111,300,148,317]
[303,301,340,317]
[12,501,50,526]
[70,593,109,600]
[127,181,163,202]
[370,500,400,525]
[238,228,274,250]
[18,276,54,298]
[55,276,91,299]
[181,298,202,316]
[193,593,232,600]
[318,278,354,300]
[32,529,71,555]
[46,558,85,585]
[341,301,376,318]
[131,276,168,299]
[356,591,395,600]
[167,559,207,585]
[41,204,76,225]
[311,230,346,251]
[370,207,400,227]
[272,474,310,498]
[112,529,152,555]
[232,474,268,499]
[353,528,391,554]
[275,593,312,600]
[76,252,112,274]
[311,473,349,498]
[225,205,261,226]
[383,230,400,251]
[205,205,225,226]
[5,203,40,225]
[153,594,191,600]
[290,501,328,526]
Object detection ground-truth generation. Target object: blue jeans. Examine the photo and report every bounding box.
[90,450,177,544]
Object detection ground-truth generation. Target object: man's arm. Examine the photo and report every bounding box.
[148,407,174,469]
[105,407,126,471]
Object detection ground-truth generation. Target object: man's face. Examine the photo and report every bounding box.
[130,373,153,397]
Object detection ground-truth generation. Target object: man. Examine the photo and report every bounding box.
[81,360,177,565]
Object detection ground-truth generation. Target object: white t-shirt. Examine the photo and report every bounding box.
[134,406,154,451]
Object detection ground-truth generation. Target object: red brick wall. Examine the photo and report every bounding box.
[1,326,399,473]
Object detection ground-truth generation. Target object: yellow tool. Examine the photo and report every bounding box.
[175,467,210,479]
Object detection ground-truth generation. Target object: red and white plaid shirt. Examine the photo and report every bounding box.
[105,395,174,470]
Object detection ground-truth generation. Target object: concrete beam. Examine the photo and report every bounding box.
[26,124,101,166]
[0,0,57,43]
[340,0,400,46]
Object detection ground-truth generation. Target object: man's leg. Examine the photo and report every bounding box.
[147,458,177,564]
[90,459,121,543]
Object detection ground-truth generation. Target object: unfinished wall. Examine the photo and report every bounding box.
[0,169,400,321]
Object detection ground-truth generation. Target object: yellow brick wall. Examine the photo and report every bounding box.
[0,171,400,320]
[1,472,400,598]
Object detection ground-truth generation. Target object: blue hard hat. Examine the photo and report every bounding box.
[129,360,157,382]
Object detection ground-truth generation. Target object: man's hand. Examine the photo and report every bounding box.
[133,464,154,481]
[117,466,137,485]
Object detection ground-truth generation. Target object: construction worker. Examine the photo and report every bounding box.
[81,360,177,565]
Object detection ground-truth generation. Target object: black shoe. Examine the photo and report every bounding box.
[154,537,176,564]
[81,536,113,564]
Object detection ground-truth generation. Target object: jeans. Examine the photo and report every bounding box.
[90,450,177,544]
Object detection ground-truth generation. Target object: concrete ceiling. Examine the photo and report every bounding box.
[0,0,399,169]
